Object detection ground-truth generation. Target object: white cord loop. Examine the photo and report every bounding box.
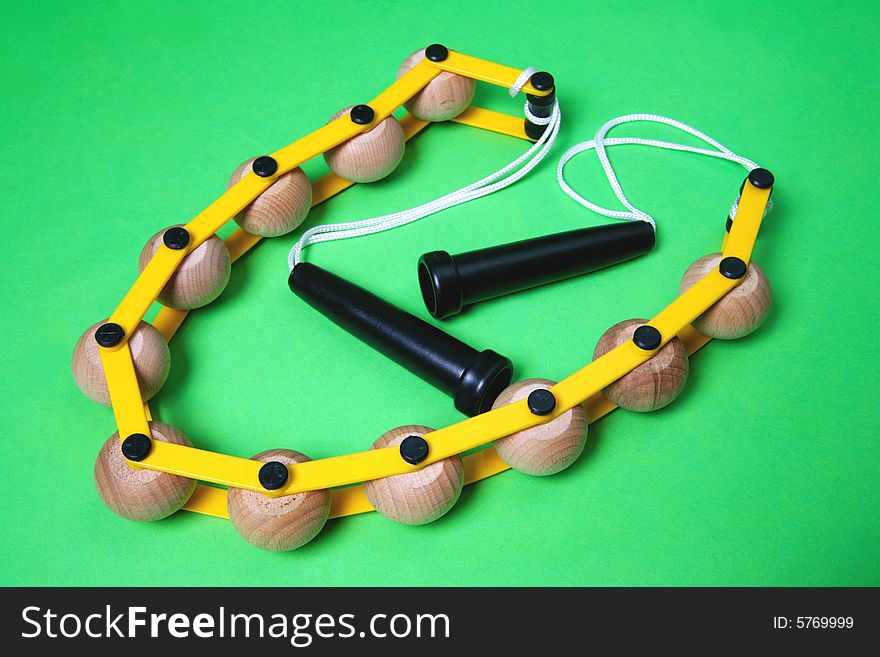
[509,67,537,97]
[524,101,552,125]
[288,67,559,270]
[557,113,770,232]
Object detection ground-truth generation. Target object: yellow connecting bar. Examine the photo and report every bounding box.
[94,48,770,510]
[149,114,432,343]
[451,106,530,140]
[184,326,712,520]
[436,51,551,96]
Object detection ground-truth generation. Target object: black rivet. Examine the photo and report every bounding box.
[527,388,556,416]
[725,216,733,233]
[252,156,278,178]
[94,322,124,348]
[530,71,555,92]
[425,44,449,62]
[633,325,662,351]
[399,435,429,466]
[163,226,190,250]
[349,104,375,125]
[719,256,747,279]
[258,461,289,490]
[121,433,152,461]
[748,168,774,189]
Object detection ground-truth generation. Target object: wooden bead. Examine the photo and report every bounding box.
[139,226,231,310]
[323,106,405,183]
[593,318,689,412]
[679,253,772,339]
[72,319,170,406]
[397,48,475,122]
[363,425,463,525]
[227,158,312,237]
[491,378,588,476]
[94,421,196,521]
[227,449,330,551]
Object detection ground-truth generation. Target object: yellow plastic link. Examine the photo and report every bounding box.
[100,343,151,440]
[107,245,187,340]
[183,325,714,520]
[722,177,771,262]
[149,113,433,342]
[450,106,530,139]
[184,485,229,519]
[224,229,262,263]
[648,270,739,341]
[151,308,187,343]
[434,51,551,96]
[145,440,265,490]
[368,59,441,118]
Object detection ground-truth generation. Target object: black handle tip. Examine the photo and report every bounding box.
[454,349,513,417]
[418,251,464,320]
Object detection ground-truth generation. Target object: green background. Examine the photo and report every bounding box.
[2,0,877,586]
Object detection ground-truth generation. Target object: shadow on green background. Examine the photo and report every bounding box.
[1,0,877,586]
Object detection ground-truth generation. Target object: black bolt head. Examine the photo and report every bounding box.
[258,461,289,490]
[527,388,557,416]
[719,256,748,280]
[530,71,555,92]
[121,433,152,461]
[400,435,429,466]
[425,44,449,62]
[349,104,375,125]
[633,325,662,351]
[252,156,278,178]
[748,168,775,189]
[163,226,190,250]
[94,322,124,348]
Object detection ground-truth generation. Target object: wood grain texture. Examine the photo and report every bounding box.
[396,48,476,122]
[679,253,772,340]
[593,318,689,412]
[228,158,312,237]
[491,378,588,476]
[227,449,330,551]
[323,106,405,183]
[72,318,170,406]
[139,225,231,310]
[94,421,196,521]
[363,425,463,525]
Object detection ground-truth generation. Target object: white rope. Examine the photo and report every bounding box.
[557,113,771,231]
[509,67,536,97]
[288,67,560,270]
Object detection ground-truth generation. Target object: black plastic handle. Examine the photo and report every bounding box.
[289,262,513,417]
[418,221,655,319]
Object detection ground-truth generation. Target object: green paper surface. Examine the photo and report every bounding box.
[1,0,877,586]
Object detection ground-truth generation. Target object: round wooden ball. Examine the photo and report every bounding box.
[491,378,588,476]
[323,106,405,183]
[72,318,170,406]
[679,253,772,340]
[397,48,476,122]
[227,449,330,551]
[363,425,463,525]
[227,158,312,237]
[94,421,196,521]
[593,318,689,412]
[138,225,231,310]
